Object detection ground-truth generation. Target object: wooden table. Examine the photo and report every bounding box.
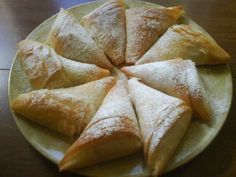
[0,0,235,177]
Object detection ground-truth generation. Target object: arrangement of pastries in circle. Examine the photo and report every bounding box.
[11,0,230,176]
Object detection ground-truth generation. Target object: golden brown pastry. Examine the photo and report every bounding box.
[125,6,184,64]
[122,59,212,121]
[17,40,110,89]
[81,0,126,65]
[136,24,231,65]
[128,79,192,177]
[59,80,142,171]
[11,77,116,136]
[47,8,112,69]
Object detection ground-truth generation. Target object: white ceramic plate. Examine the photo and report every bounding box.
[8,0,232,177]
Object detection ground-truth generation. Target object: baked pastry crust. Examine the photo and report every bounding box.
[122,59,212,121]
[47,8,112,69]
[128,79,192,176]
[125,6,184,64]
[18,40,110,89]
[11,77,116,136]
[136,24,231,65]
[81,0,126,65]
[59,80,141,170]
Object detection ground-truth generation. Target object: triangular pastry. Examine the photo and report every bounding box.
[59,80,142,170]
[47,8,112,69]
[136,24,231,65]
[11,77,116,136]
[125,6,184,64]
[122,59,212,121]
[128,79,192,176]
[18,40,110,89]
[81,0,126,65]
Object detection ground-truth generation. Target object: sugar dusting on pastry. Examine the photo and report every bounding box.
[128,79,185,141]
[59,79,141,170]
[81,0,126,65]
[137,24,230,65]
[126,6,184,63]
[123,59,189,102]
[18,40,110,89]
[84,80,140,140]
[128,79,191,176]
[47,9,112,69]
[122,59,212,120]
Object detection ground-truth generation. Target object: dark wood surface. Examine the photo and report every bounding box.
[0,0,235,177]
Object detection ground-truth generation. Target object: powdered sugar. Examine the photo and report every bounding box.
[185,61,204,98]
[123,59,189,101]
[137,24,229,66]
[77,80,141,143]
[93,80,137,122]
[123,59,212,120]
[18,40,62,89]
[126,6,183,63]
[81,0,126,65]
[47,9,111,69]
[128,79,185,142]
[147,106,187,154]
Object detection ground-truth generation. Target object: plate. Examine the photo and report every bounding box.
[8,0,233,176]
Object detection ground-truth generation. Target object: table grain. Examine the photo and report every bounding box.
[0,0,235,177]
